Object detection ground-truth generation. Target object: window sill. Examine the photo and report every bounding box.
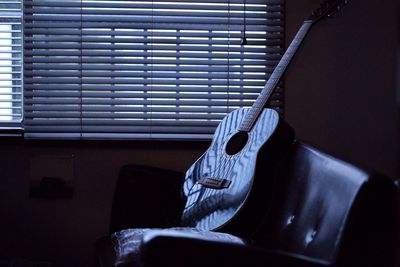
[0,127,24,138]
[0,128,212,149]
[18,137,211,150]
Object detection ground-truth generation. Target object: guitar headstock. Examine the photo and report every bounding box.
[308,0,349,23]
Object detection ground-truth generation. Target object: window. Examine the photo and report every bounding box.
[24,0,284,140]
[0,0,23,132]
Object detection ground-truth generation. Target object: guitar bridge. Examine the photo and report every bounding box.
[198,177,231,189]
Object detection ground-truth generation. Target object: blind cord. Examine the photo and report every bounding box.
[241,0,247,46]
[227,0,231,114]
[80,0,83,139]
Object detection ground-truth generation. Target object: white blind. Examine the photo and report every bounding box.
[0,0,22,130]
[24,0,284,139]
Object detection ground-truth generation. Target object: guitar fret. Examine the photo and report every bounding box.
[239,21,312,132]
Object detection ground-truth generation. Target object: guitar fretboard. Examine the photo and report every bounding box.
[239,21,313,132]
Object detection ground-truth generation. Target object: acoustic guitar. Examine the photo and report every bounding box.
[180,0,349,238]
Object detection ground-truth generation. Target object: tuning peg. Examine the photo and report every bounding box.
[328,5,345,18]
[341,0,349,7]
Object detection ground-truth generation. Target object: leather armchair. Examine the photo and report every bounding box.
[95,141,398,267]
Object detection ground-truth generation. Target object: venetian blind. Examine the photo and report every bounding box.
[24,0,284,139]
[0,0,22,131]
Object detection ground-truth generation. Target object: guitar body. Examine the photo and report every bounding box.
[181,108,294,238]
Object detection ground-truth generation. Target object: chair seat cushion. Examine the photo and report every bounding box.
[111,227,246,266]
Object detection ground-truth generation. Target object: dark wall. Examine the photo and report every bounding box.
[0,141,206,266]
[285,0,399,177]
[0,1,398,266]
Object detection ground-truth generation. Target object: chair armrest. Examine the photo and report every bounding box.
[140,230,331,267]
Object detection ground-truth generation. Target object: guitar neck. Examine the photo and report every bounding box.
[239,21,313,132]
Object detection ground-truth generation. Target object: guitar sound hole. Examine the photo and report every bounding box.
[225,131,249,155]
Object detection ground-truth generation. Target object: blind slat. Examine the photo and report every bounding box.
[25,15,278,26]
[24,0,279,7]
[26,9,278,20]
[25,58,277,66]
[24,99,255,106]
[24,35,283,44]
[25,28,282,39]
[25,70,270,80]
[25,64,273,73]
[24,44,281,54]
[24,91,261,100]
[25,112,227,120]
[25,84,282,94]
[25,78,266,87]
[24,51,280,60]
[25,22,282,31]
[43,5,270,12]
[24,106,238,113]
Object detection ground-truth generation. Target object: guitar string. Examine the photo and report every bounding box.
[205,126,250,228]
[187,121,229,223]
[182,1,235,218]
[186,108,273,228]
[195,108,277,228]
[197,24,313,226]
[200,115,232,223]
[189,5,296,226]
[195,0,233,224]
[205,0,233,219]
[188,111,243,214]
[192,110,247,228]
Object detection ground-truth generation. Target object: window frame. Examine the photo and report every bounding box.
[0,0,23,134]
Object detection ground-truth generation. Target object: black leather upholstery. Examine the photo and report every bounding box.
[95,141,398,267]
[140,230,330,267]
[255,142,397,266]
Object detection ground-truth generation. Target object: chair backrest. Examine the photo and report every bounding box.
[255,141,397,266]
[110,165,184,233]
